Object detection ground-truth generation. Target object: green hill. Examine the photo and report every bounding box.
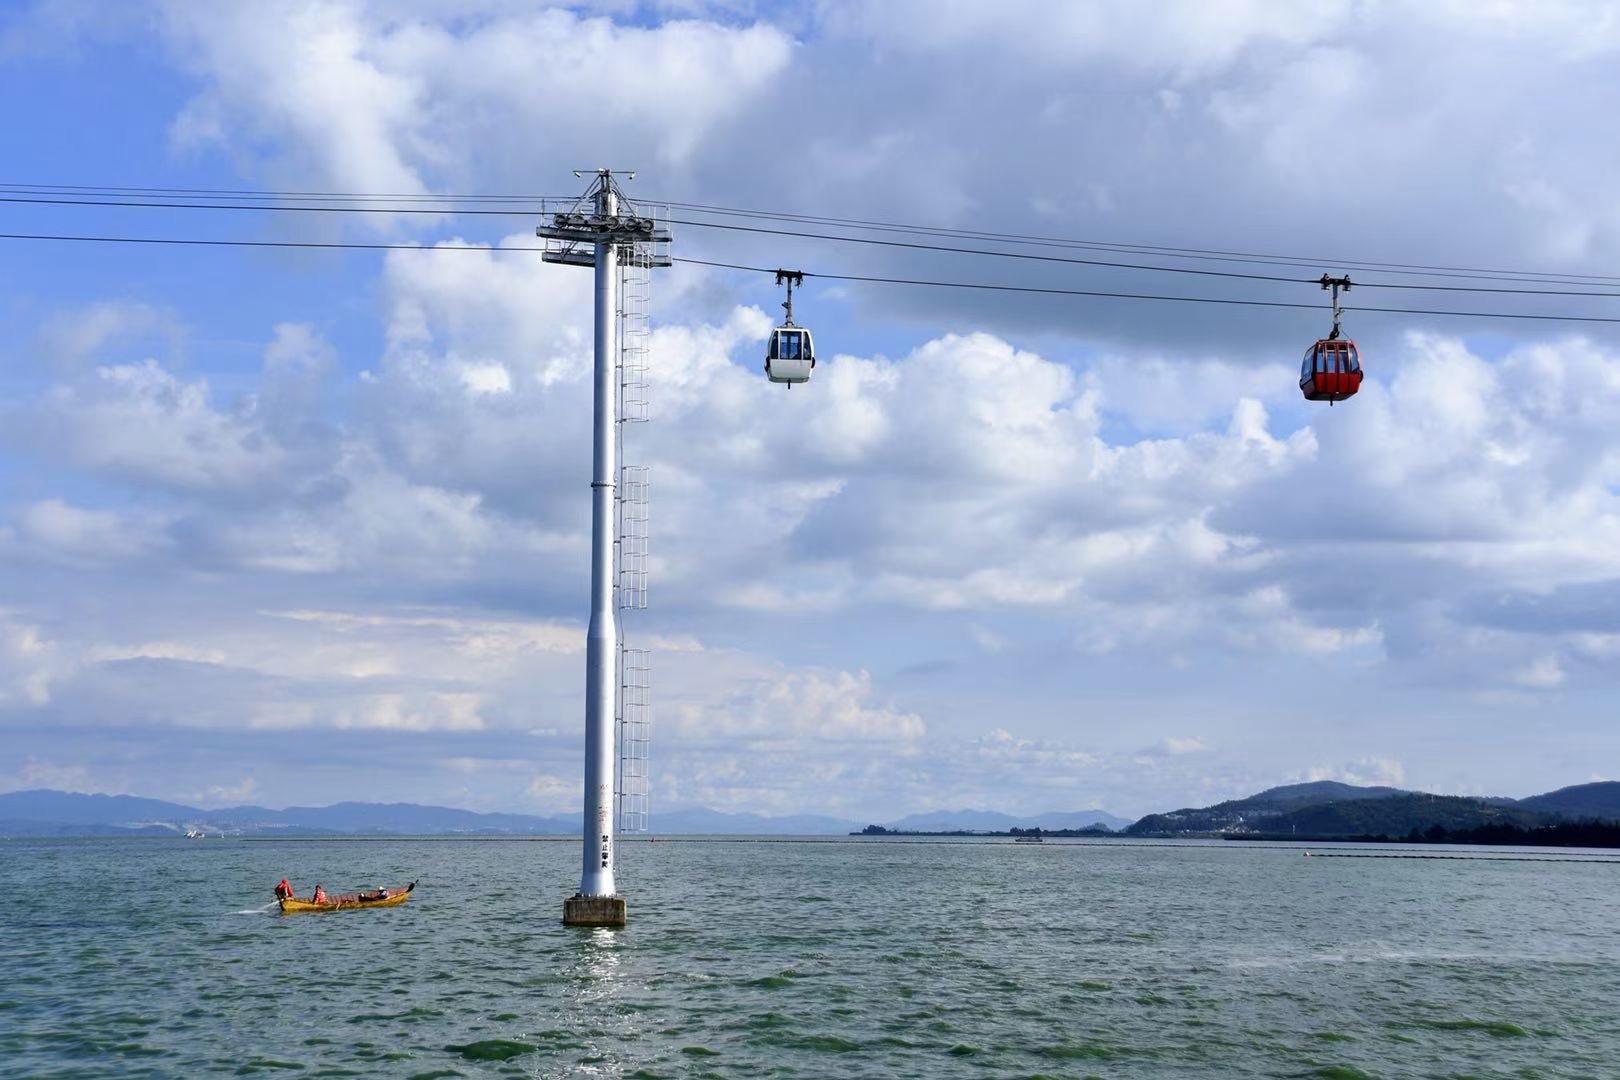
[1125,781,1408,836]
[1517,781,1620,821]
[1126,781,1601,838]
[1248,781,1407,806]
[1266,793,1551,837]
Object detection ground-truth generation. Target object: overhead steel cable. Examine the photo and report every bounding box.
[6,229,1616,325]
[0,193,1321,285]
[655,198,1620,287]
[0,230,537,253]
[0,183,563,204]
[6,180,1620,288]
[0,194,541,213]
[674,257,1620,324]
[5,194,1620,299]
[674,216,1620,297]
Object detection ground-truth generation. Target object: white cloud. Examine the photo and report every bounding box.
[1138,736,1212,760]
[269,609,579,651]
[1300,757,1407,788]
[16,757,93,793]
[968,624,1007,655]
[34,300,183,374]
[249,691,486,732]
[1082,356,1296,432]
[91,641,228,666]
[668,666,924,742]
[19,279,1616,697]
[523,772,582,812]
[197,777,258,805]
[15,500,164,565]
[967,726,1097,769]
[34,360,286,493]
[0,615,62,706]
[459,362,512,396]
[159,3,793,197]
[1512,655,1566,690]
[1229,586,1381,656]
[820,0,1349,76]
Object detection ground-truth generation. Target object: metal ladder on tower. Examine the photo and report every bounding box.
[615,234,656,835]
[616,645,650,833]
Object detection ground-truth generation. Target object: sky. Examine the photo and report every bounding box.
[2,0,1619,822]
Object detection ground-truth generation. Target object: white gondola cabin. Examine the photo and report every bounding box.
[766,325,815,384]
[765,270,815,386]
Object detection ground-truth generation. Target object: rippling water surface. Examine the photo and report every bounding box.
[2,836,1617,1078]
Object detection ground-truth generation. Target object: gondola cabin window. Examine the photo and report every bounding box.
[771,329,803,359]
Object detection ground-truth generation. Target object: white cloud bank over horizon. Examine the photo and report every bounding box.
[4,284,1618,817]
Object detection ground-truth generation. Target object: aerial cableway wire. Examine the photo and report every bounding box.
[675,256,1620,324]
[3,193,1620,299]
[6,230,1620,326]
[4,181,1620,288]
[647,218,1620,299]
[0,195,1330,286]
[0,183,573,204]
[652,199,1620,288]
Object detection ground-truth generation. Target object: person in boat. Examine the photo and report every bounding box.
[274,878,293,901]
[311,884,327,904]
[360,885,388,902]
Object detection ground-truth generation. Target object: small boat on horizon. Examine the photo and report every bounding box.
[1014,834,1043,843]
[278,882,416,914]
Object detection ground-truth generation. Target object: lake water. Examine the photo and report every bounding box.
[2,836,1617,1078]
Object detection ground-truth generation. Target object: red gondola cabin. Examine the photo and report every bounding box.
[1300,339,1362,402]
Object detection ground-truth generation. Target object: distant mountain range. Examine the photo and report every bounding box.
[1124,780,1620,838]
[3,782,1614,839]
[0,790,580,837]
[0,790,1124,837]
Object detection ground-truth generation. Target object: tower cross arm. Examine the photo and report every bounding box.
[537,216,671,244]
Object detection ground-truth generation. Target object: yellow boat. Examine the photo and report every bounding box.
[278,881,415,914]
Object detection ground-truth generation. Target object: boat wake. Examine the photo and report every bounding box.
[232,902,280,915]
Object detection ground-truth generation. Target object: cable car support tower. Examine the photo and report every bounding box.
[538,170,670,927]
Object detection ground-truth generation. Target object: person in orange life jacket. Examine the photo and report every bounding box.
[274,878,293,900]
[311,884,327,904]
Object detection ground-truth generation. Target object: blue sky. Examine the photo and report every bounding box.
[2,0,1619,820]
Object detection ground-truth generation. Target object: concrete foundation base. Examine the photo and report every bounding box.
[563,894,626,927]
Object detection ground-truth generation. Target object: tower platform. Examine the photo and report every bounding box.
[563,894,627,927]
